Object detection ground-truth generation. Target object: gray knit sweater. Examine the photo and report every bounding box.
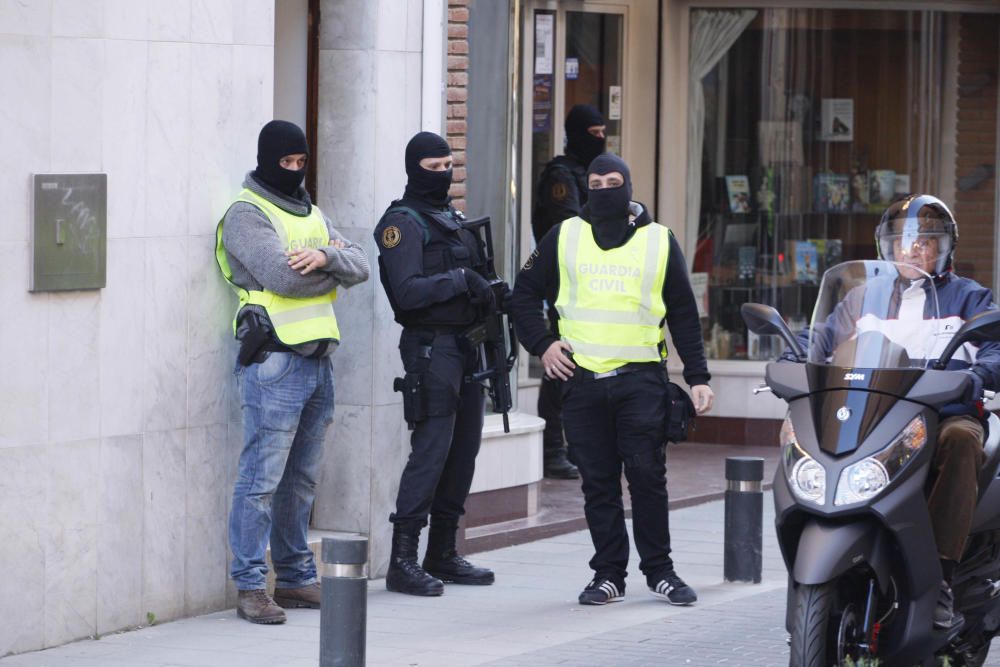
[221,172,370,356]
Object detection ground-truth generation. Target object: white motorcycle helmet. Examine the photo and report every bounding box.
[875,194,958,277]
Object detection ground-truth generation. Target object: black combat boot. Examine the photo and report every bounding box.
[386,522,444,597]
[422,520,495,585]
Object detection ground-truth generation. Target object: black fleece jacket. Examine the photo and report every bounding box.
[511,201,711,388]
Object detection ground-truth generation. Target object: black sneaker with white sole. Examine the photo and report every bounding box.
[578,577,625,605]
[648,571,697,605]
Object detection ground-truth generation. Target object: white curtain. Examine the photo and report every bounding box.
[685,9,757,262]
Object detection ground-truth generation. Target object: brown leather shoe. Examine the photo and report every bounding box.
[237,589,286,624]
[274,582,321,609]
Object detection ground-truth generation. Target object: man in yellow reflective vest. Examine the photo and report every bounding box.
[512,153,714,606]
[216,120,369,624]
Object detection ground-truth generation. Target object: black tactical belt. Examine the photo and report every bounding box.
[576,362,662,381]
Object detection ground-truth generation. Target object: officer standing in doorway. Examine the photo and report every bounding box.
[531,104,608,479]
[512,153,714,606]
[217,120,370,624]
[374,131,506,596]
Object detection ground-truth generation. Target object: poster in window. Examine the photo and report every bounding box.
[758,121,804,166]
[608,86,622,120]
[689,272,708,318]
[725,175,752,213]
[534,14,554,75]
[788,240,819,284]
[868,170,896,212]
[818,98,854,142]
[813,173,850,213]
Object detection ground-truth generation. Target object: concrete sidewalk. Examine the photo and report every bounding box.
[3,495,788,667]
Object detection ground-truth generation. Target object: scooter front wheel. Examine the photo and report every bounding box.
[789,582,869,667]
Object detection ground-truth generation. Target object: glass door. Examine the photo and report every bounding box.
[528,6,626,213]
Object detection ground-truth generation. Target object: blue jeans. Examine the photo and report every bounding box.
[229,352,334,590]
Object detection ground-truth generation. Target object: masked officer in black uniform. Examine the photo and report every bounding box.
[513,153,714,607]
[531,104,607,479]
[374,131,503,596]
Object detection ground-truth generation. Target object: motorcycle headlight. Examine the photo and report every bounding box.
[791,457,826,505]
[834,415,927,506]
[782,415,826,506]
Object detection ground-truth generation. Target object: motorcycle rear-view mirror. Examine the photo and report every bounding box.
[740,303,805,361]
[934,309,1000,369]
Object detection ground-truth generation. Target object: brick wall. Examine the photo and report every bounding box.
[447,0,469,210]
[952,14,999,287]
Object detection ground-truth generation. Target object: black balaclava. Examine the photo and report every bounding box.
[565,104,606,167]
[254,120,309,197]
[585,153,633,249]
[403,131,453,207]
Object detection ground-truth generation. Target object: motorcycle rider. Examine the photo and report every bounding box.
[785,195,1000,628]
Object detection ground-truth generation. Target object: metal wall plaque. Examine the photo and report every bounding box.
[31,173,107,291]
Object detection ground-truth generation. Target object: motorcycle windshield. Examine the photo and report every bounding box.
[806,260,940,369]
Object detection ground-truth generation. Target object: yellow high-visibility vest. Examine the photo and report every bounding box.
[216,188,340,345]
[555,216,671,373]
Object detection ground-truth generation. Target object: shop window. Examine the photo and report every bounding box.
[688,8,999,361]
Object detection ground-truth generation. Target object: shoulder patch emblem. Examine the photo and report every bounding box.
[522,248,539,271]
[551,182,569,202]
[381,225,402,248]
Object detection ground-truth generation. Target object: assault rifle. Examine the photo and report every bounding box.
[461,216,517,433]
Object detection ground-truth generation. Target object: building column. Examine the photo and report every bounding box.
[311,0,425,576]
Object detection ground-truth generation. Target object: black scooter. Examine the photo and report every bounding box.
[742,265,1000,666]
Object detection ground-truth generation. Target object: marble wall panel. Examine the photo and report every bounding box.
[185,424,228,520]
[48,292,101,444]
[184,514,228,615]
[328,229,376,408]
[403,50,422,135]
[144,41,191,238]
[191,0,233,44]
[0,0,51,36]
[0,242,49,449]
[368,402,406,576]
[103,0,148,40]
[375,0,409,53]
[231,0,273,46]
[97,435,144,634]
[50,37,103,171]
[142,429,186,622]
[372,50,413,214]
[371,275,405,407]
[0,447,47,656]
[313,403,371,533]
[228,44,273,177]
[317,49,375,229]
[99,238,146,437]
[102,39,148,239]
[44,439,99,648]
[143,237,189,432]
[187,43,234,237]
[0,35,51,244]
[52,0,102,37]
[405,0,423,52]
[187,234,235,428]
[319,0,375,51]
[147,0,190,41]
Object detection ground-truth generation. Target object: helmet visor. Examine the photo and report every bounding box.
[878,218,952,275]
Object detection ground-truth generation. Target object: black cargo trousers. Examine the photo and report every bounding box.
[391,327,485,527]
[561,363,674,587]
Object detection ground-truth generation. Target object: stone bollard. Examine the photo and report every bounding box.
[320,534,369,667]
[724,456,764,583]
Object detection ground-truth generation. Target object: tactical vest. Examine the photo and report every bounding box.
[216,188,340,345]
[555,216,671,374]
[377,202,483,328]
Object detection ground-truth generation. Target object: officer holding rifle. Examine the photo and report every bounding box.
[374,131,513,597]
